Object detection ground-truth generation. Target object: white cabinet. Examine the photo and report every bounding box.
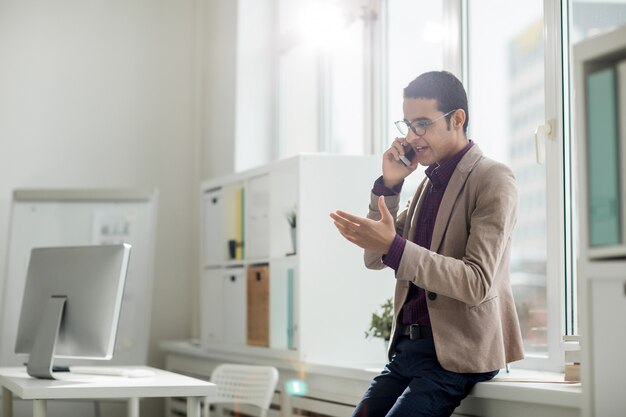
[199,267,246,345]
[198,154,395,366]
[199,269,222,343]
[578,261,626,417]
[222,268,247,345]
[575,25,626,260]
[574,25,626,417]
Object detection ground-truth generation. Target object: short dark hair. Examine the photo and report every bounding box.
[403,71,469,133]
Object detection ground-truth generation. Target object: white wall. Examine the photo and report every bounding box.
[199,0,275,176]
[201,0,238,179]
[235,0,274,171]
[0,0,251,414]
[0,0,200,386]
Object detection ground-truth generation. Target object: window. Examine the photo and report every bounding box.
[277,43,320,158]
[571,1,626,43]
[276,0,320,158]
[275,0,445,164]
[268,0,626,373]
[383,0,444,203]
[467,0,552,367]
[327,20,365,155]
[276,0,369,159]
[465,0,626,371]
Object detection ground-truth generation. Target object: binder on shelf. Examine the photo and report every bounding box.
[287,268,297,350]
[585,67,621,247]
[222,268,246,345]
[269,264,296,350]
[247,264,270,347]
[246,175,270,259]
[223,185,245,261]
[199,269,224,345]
[618,59,626,247]
[203,188,224,265]
[235,187,244,260]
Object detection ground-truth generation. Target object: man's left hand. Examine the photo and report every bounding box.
[330,196,396,254]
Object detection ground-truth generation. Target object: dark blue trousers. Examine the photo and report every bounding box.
[352,336,498,417]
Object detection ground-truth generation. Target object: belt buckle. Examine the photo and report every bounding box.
[409,324,422,340]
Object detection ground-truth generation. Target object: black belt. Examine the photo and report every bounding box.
[398,324,433,340]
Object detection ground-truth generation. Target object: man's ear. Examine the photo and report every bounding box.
[452,109,466,130]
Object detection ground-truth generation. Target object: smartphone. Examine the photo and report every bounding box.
[399,146,416,167]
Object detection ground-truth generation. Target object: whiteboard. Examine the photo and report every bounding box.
[0,188,158,367]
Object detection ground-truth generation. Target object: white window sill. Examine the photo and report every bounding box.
[162,340,582,412]
[472,368,581,409]
[306,362,581,410]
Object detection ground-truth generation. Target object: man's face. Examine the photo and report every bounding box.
[401,98,464,166]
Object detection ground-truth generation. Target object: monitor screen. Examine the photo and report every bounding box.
[15,244,131,378]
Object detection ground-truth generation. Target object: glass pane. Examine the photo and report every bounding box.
[385,0,444,204]
[468,0,547,355]
[277,1,366,158]
[278,0,309,34]
[571,1,626,43]
[329,20,365,155]
[278,45,319,159]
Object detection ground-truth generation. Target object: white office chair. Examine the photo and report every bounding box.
[204,363,279,417]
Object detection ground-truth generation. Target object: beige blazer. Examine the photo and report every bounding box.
[365,144,524,373]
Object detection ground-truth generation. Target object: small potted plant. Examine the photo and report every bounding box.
[365,297,394,343]
[285,207,297,255]
[285,208,297,229]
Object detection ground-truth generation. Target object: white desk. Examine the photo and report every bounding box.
[0,366,215,417]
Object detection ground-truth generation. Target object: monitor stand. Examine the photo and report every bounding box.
[26,295,67,379]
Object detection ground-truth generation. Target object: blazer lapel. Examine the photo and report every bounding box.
[430,145,484,252]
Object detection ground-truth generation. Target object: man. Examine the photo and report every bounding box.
[329,71,524,417]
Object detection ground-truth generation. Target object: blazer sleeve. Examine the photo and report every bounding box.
[363,189,413,270]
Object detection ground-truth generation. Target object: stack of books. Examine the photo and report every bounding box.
[563,335,581,382]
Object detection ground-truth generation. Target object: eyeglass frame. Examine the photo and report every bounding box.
[394,109,457,137]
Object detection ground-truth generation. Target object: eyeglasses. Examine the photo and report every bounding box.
[394,109,456,137]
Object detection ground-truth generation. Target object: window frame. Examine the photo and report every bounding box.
[273,0,575,373]
[456,0,573,372]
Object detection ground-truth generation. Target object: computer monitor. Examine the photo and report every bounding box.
[15,244,131,379]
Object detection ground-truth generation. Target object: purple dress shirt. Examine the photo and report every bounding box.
[374,141,474,326]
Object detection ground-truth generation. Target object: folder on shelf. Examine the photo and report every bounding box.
[245,175,270,259]
[235,187,244,260]
[586,67,621,247]
[287,268,296,350]
[268,264,297,351]
[222,269,246,345]
[618,59,626,245]
[223,186,245,260]
[203,189,224,265]
[247,264,270,347]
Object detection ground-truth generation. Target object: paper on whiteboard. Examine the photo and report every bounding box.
[91,209,136,245]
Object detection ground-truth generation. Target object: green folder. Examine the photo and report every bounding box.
[586,67,621,247]
[287,268,295,350]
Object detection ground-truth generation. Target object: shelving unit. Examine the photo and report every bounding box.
[574,24,626,417]
[198,154,396,367]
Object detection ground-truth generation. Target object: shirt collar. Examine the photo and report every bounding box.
[425,141,474,189]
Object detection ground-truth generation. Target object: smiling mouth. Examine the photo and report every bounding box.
[416,146,427,152]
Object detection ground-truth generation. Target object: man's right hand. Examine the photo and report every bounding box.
[382,137,418,188]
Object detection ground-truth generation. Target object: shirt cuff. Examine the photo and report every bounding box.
[382,234,406,270]
[372,176,403,196]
